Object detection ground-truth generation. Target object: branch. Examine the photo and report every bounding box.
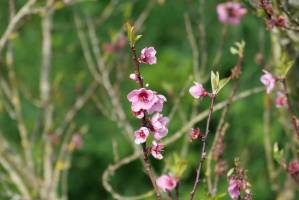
[0,0,37,55]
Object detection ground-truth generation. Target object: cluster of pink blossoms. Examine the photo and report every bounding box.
[127,47,168,160]
[217,2,247,25]
[260,70,287,108]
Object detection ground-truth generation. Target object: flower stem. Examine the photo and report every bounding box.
[190,95,216,200]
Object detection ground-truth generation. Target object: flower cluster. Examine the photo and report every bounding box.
[227,161,252,200]
[127,47,168,160]
[217,2,247,25]
[260,70,287,108]
[288,160,299,184]
[258,0,287,29]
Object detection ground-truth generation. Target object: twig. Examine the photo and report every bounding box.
[189,95,216,200]
[281,79,299,137]
[184,14,200,81]
[0,0,37,55]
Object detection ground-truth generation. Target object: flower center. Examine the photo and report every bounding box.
[138,91,149,102]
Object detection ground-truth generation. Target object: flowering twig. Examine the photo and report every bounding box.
[129,44,162,200]
[189,94,216,200]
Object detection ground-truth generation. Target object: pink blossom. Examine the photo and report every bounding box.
[129,73,139,82]
[190,128,201,141]
[228,179,242,199]
[275,92,287,108]
[71,134,83,149]
[151,141,164,160]
[217,2,247,25]
[189,82,207,99]
[156,174,177,192]
[134,127,149,144]
[140,47,157,65]
[127,88,157,112]
[288,160,299,176]
[132,110,145,119]
[260,70,276,93]
[151,113,169,140]
[148,94,167,114]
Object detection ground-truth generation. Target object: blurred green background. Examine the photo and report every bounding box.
[0,0,299,199]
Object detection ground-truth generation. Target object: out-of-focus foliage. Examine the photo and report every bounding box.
[0,0,299,200]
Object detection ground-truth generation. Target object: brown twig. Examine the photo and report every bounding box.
[281,79,299,137]
[190,94,216,200]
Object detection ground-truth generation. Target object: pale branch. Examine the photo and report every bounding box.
[0,0,37,55]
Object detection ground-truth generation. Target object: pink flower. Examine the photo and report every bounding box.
[134,127,149,144]
[140,47,157,65]
[228,179,242,199]
[288,160,299,176]
[156,174,177,192]
[151,113,169,140]
[71,134,83,149]
[217,2,247,25]
[129,73,139,82]
[260,70,276,93]
[190,128,201,141]
[132,110,145,119]
[148,94,167,114]
[151,141,164,160]
[275,92,287,108]
[189,82,207,99]
[127,88,157,112]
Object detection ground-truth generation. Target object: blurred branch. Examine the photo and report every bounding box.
[263,95,279,191]
[0,0,37,55]
[184,14,200,81]
[40,1,55,198]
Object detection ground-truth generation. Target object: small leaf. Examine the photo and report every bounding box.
[273,142,284,164]
[125,22,134,47]
[134,34,142,43]
[227,168,234,177]
[217,77,231,93]
[230,47,238,55]
[211,71,219,94]
[275,53,294,78]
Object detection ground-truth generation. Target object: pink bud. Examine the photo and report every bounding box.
[156,174,177,192]
[260,70,276,93]
[189,82,208,99]
[275,92,287,108]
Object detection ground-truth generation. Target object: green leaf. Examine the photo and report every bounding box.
[230,47,238,55]
[135,34,143,43]
[275,53,294,78]
[273,142,284,164]
[125,22,134,47]
[217,77,231,93]
[211,71,219,94]
[227,168,234,177]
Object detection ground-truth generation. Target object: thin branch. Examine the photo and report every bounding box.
[189,95,216,200]
[0,0,37,55]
